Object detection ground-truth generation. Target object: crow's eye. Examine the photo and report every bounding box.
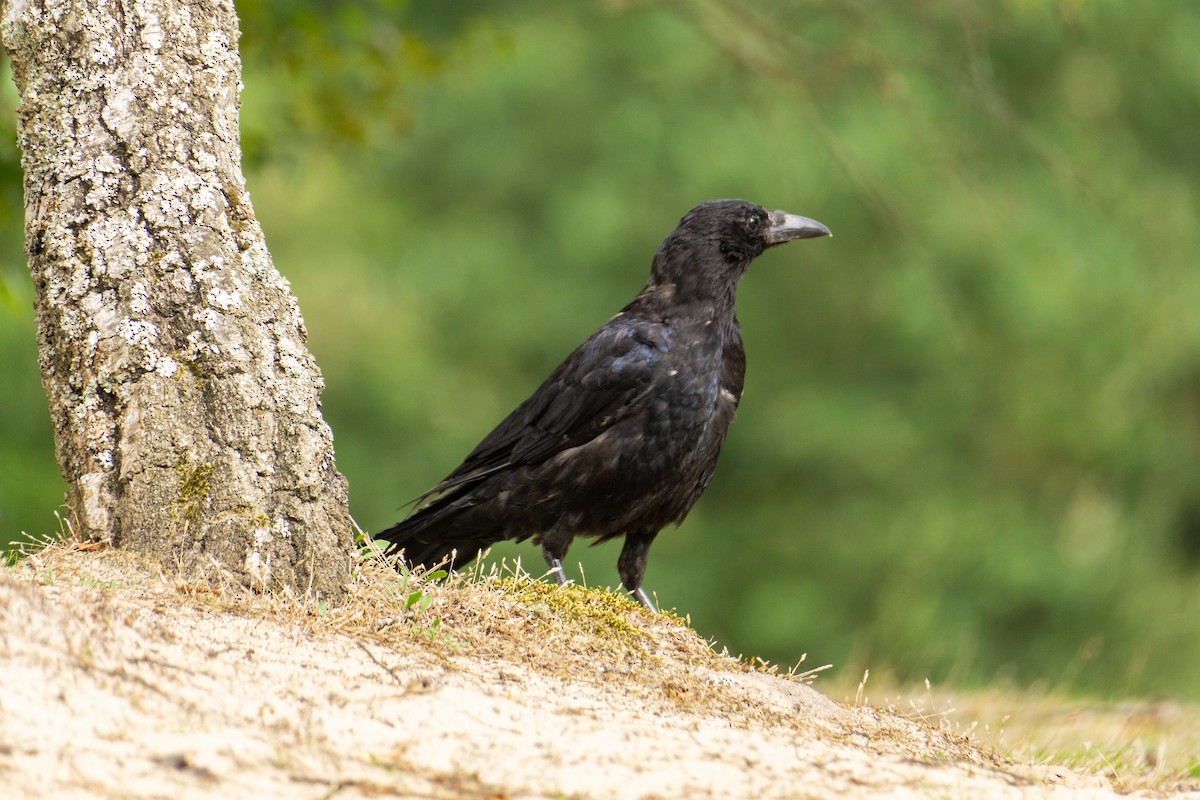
[746,214,761,231]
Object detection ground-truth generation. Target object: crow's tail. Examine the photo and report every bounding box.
[371,493,502,574]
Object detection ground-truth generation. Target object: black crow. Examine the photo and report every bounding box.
[375,199,830,611]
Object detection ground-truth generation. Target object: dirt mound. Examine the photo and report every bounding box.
[0,547,1167,798]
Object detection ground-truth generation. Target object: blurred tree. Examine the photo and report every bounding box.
[235,0,493,160]
[1,0,352,594]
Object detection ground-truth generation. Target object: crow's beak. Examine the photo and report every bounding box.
[763,210,832,246]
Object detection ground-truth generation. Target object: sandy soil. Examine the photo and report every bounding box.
[0,547,1193,799]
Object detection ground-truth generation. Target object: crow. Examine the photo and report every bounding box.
[374,199,830,612]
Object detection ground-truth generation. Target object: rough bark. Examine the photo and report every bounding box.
[1,0,354,595]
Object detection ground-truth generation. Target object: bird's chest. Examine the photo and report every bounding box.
[641,321,726,440]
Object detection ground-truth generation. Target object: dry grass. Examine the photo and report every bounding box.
[831,673,1200,795]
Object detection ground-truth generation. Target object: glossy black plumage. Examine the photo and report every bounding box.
[374,199,830,611]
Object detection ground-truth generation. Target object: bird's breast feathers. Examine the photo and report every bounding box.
[599,314,737,432]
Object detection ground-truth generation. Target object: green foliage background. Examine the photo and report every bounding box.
[3,1,1200,698]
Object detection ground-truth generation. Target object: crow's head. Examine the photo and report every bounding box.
[651,199,830,301]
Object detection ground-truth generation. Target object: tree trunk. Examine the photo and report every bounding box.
[1,0,354,595]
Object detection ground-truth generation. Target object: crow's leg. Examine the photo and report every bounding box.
[618,531,659,613]
[545,556,569,586]
[632,587,659,614]
[540,524,574,586]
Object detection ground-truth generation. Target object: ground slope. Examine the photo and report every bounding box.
[0,547,1189,799]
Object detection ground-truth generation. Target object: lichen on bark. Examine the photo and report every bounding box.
[2,0,355,595]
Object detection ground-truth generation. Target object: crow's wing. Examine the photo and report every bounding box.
[413,316,672,505]
[721,317,746,403]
